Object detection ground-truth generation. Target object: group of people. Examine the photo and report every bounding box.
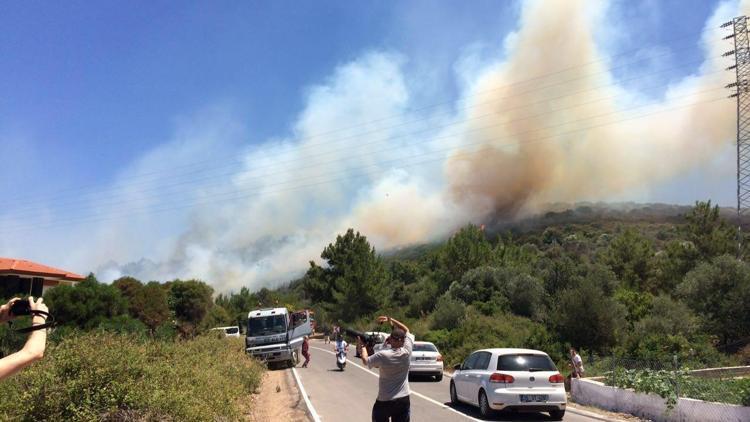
[304,318,586,422]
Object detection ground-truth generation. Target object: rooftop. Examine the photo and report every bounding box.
[0,258,84,281]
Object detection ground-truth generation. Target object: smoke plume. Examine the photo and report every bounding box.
[79,0,748,291]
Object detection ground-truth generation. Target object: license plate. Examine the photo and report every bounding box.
[519,394,548,403]
[416,357,432,361]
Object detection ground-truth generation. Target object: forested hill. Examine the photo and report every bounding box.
[267,200,750,367]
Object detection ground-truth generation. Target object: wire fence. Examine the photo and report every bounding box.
[575,355,750,421]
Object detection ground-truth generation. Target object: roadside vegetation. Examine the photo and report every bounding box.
[0,274,263,420]
[606,368,750,408]
[0,332,262,421]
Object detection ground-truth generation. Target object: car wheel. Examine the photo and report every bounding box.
[478,390,493,418]
[435,373,443,382]
[449,381,459,405]
[549,409,565,421]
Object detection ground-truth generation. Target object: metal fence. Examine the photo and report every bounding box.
[578,355,750,421]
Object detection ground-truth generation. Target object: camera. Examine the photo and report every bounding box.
[10,299,31,316]
[343,327,378,355]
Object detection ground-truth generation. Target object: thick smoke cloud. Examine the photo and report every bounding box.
[94,0,744,292]
[446,0,740,221]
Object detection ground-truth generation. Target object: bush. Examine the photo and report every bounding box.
[608,368,750,408]
[95,315,149,337]
[424,308,557,367]
[431,295,465,330]
[678,255,750,349]
[44,277,128,330]
[554,276,626,353]
[0,332,263,421]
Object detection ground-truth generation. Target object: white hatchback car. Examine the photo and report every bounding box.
[450,348,566,420]
[409,341,444,381]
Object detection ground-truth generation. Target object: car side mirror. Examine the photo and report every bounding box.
[453,363,462,371]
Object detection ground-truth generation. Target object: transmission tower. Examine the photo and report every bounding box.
[723,16,750,255]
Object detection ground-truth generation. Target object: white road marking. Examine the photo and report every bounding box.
[291,366,323,422]
[311,346,482,422]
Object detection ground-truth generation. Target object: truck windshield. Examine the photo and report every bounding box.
[247,315,287,336]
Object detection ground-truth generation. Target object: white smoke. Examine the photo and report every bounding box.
[4,0,746,293]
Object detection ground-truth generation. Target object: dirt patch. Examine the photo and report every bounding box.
[245,368,310,422]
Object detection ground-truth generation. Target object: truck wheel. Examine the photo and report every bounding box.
[290,349,299,368]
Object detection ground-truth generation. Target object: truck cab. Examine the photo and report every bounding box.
[245,307,312,367]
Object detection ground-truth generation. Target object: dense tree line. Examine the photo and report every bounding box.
[292,200,750,366]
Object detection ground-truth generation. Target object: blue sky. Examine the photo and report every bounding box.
[0,0,516,193]
[0,0,742,289]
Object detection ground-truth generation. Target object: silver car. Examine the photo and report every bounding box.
[409,341,444,381]
[449,348,566,420]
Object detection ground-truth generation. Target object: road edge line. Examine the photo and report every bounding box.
[291,366,322,422]
[311,346,482,422]
[567,405,622,421]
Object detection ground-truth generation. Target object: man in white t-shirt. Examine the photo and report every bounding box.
[357,315,414,422]
[569,347,584,378]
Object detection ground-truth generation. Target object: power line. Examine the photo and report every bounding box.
[8,56,727,212]
[0,94,727,234]
[6,29,729,204]
[6,82,730,220]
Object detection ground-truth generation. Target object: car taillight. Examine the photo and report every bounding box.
[436,355,443,362]
[489,373,515,383]
[549,373,564,383]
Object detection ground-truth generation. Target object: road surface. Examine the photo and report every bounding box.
[293,339,606,422]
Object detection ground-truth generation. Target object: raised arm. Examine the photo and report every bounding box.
[377,315,409,333]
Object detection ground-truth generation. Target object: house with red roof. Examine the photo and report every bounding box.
[0,257,84,298]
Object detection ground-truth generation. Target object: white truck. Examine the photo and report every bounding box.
[245,307,312,368]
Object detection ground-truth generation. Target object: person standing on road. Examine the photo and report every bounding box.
[357,315,414,422]
[301,336,311,368]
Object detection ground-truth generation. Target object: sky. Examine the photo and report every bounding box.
[0,0,745,292]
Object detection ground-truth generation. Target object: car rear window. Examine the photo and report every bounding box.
[497,354,556,371]
[413,343,437,352]
[225,327,239,334]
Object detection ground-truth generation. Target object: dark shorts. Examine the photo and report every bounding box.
[372,395,410,422]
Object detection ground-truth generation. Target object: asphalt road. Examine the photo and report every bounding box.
[293,340,605,422]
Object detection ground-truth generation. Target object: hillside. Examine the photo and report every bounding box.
[271,200,750,371]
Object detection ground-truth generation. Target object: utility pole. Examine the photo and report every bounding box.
[723,16,750,257]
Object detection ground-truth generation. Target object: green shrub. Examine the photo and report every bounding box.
[740,378,750,406]
[608,368,687,410]
[424,308,558,367]
[431,295,465,330]
[0,332,263,421]
[608,368,750,408]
